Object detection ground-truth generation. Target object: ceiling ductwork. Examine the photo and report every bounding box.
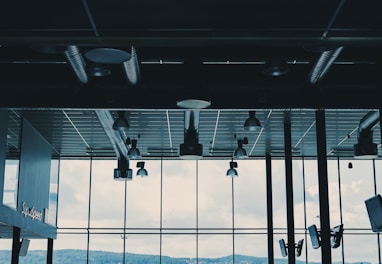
[308,46,343,85]
[64,45,88,84]
[95,110,129,159]
[354,111,380,159]
[123,46,141,86]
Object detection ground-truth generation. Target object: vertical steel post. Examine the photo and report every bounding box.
[47,238,53,264]
[315,109,332,264]
[11,226,20,264]
[284,111,296,263]
[266,153,274,264]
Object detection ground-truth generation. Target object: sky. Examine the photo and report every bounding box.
[1,158,381,263]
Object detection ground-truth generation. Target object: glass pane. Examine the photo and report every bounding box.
[340,159,374,228]
[162,160,196,228]
[198,235,233,260]
[89,234,124,261]
[375,160,382,193]
[272,159,286,228]
[303,159,321,263]
[53,233,88,263]
[57,160,90,228]
[125,234,160,260]
[162,234,196,259]
[343,234,379,263]
[90,160,125,228]
[126,160,161,228]
[327,159,341,225]
[304,160,320,230]
[46,159,59,226]
[3,110,21,210]
[0,238,12,262]
[293,159,305,229]
[234,160,267,228]
[3,159,19,209]
[198,160,232,228]
[234,234,267,258]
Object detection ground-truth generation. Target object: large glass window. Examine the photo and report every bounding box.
[126,160,161,228]
[90,160,125,228]
[162,160,196,228]
[57,160,90,228]
[47,155,382,263]
[198,160,232,229]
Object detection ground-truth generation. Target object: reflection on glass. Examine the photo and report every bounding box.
[46,159,59,226]
[3,159,19,209]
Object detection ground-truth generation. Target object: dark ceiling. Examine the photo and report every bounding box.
[1,1,382,160]
[0,0,381,109]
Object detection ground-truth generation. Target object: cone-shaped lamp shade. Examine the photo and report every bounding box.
[112,111,130,131]
[233,139,248,159]
[244,111,261,132]
[226,161,238,177]
[128,139,141,159]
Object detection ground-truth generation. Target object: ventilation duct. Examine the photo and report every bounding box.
[179,110,203,159]
[64,45,88,84]
[354,111,379,159]
[95,110,129,159]
[123,46,141,86]
[308,46,343,85]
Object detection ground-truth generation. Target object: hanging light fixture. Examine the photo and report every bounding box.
[114,156,133,181]
[128,139,142,159]
[233,138,248,159]
[136,161,148,177]
[226,161,238,177]
[112,111,130,131]
[244,111,262,131]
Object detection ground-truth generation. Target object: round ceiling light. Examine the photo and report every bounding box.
[85,48,131,64]
[176,99,211,109]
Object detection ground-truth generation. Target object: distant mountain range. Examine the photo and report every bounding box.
[0,249,371,264]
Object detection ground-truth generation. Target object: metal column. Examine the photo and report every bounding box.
[11,226,20,264]
[315,109,332,264]
[284,111,295,263]
[266,153,274,264]
[47,238,53,264]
